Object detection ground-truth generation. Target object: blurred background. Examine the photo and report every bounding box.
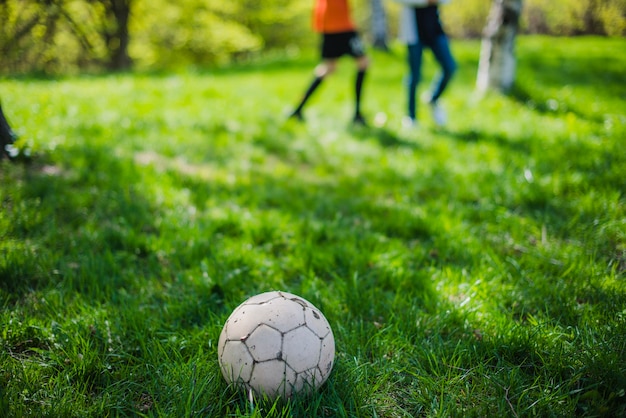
[1,0,625,75]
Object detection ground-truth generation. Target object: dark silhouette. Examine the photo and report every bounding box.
[0,103,17,160]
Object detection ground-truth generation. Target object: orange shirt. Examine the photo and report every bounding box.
[313,0,356,34]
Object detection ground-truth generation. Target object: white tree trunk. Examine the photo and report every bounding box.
[370,0,389,50]
[476,0,523,93]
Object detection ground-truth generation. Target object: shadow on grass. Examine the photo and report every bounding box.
[1,133,440,311]
[177,158,439,303]
[351,126,422,150]
[0,143,158,298]
[508,83,607,124]
[443,127,533,155]
[1,135,444,416]
[471,317,626,415]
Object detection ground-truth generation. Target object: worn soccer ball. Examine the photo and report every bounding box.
[217,291,335,399]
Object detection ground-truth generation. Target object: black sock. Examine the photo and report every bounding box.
[355,69,366,116]
[294,76,324,114]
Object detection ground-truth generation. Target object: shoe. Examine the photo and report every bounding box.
[373,112,388,127]
[1,132,17,160]
[402,116,419,129]
[430,102,446,126]
[288,109,304,122]
[4,143,19,159]
[353,113,368,127]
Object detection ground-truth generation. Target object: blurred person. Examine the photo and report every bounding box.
[289,0,370,126]
[395,0,456,127]
[0,102,18,160]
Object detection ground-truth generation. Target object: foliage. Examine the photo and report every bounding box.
[129,0,311,70]
[1,0,625,75]
[437,0,492,38]
[525,0,626,35]
[129,0,263,69]
[229,0,312,53]
[1,36,625,416]
[0,0,104,74]
[441,0,626,38]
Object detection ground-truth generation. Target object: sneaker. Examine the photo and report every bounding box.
[402,116,419,129]
[353,113,368,127]
[430,102,446,126]
[373,112,388,128]
[4,143,19,159]
[288,109,304,122]
[1,132,17,160]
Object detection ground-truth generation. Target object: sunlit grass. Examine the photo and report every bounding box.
[1,36,625,417]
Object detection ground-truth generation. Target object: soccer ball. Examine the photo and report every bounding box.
[217,291,335,399]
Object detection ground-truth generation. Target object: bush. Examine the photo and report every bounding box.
[440,0,492,38]
[130,1,264,69]
[524,0,626,36]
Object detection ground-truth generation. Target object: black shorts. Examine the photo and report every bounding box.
[321,31,366,59]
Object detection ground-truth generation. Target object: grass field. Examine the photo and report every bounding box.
[1,36,625,417]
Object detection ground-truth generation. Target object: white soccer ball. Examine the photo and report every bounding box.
[217,291,335,399]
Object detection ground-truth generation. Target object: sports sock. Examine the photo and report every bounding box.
[293,76,324,115]
[355,69,366,116]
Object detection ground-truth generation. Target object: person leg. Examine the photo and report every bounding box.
[426,35,456,126]
[428,35,456,104]
[0,104,17,158]
[353,55,369,124]
[345,32,369,124]
[290,59,337,120]
[406,42,424,121]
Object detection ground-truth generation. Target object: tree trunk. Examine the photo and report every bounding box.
[476,0,523,93]
[370,0,389,51]
[103,0,133,71]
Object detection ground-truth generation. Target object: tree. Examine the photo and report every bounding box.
[476,0,523,93]
[0,0,134,73]
[89,0,133,70]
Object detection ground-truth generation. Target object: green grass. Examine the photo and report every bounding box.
[1,35,625,417]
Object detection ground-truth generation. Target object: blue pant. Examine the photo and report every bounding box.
[406,35,456,120]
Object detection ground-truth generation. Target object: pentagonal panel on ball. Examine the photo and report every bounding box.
[282,326,321,373]
[218,322,229,357]
[245,324,283,362]
[304,307,331,338]
[220,340,254,383]
[249,359,295,398]
[260,297,307,333]
[243,291,283,305]
[318,333,335,378]
[294,367,324,393]
[224,303,271,341]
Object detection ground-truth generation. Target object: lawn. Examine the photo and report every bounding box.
[1,36,625,417]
